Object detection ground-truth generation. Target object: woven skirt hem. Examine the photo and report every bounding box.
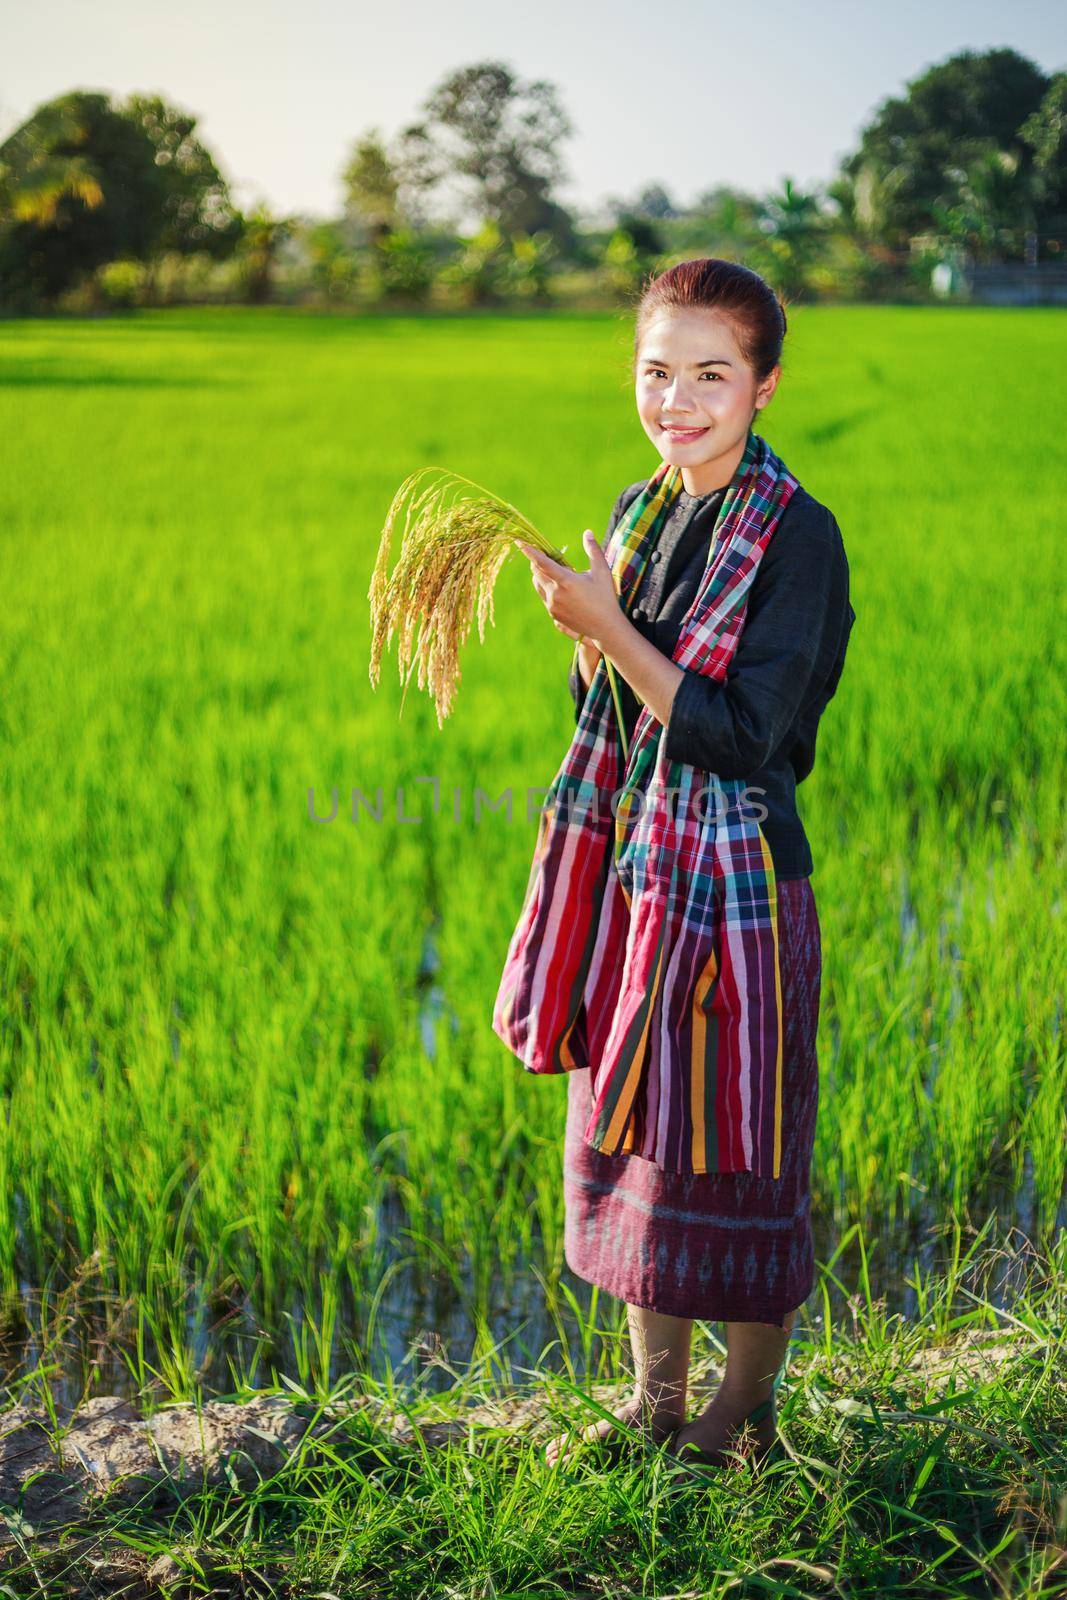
[562,1236,813,1328]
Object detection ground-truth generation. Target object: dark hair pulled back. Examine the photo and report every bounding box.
[632,257,788,385]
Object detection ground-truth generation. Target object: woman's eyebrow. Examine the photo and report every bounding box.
[640,356,734,368]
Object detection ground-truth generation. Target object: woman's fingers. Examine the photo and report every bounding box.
[527,560,580,637]
[520,541,569,580]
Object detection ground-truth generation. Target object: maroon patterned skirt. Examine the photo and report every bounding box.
[563,875,822,1327]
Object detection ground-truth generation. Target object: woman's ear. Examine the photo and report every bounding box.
[755,362,782,411]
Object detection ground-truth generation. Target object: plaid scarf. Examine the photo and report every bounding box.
[492,427,800,1176]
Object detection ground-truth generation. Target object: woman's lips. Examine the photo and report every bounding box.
[662,425,708,440]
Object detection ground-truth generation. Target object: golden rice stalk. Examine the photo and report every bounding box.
[368,467,577,727]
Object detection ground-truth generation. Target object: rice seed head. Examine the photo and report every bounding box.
[368,467,572,725]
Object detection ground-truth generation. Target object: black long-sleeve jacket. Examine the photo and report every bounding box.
[568,477,856,880]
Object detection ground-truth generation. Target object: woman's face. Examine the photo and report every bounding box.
[634,307,780,484]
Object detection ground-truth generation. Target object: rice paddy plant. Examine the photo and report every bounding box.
[367,466,567,726]
[369,464,633,736]
[0,304,1062,1419]
[1,1222,1062,1599]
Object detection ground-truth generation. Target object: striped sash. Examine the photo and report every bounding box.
[492,427,799,1176]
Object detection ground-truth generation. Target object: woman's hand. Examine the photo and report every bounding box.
[517,531,621,649]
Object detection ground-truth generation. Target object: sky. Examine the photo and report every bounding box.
[3,0,1065,225]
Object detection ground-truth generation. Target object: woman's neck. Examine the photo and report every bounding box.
[679,428,749,495]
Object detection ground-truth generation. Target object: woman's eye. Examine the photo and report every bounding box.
[644,368,721,381]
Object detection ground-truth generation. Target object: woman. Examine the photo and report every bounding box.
[508,258,856,1470]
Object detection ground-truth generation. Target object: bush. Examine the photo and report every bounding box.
[501,230,558,303]
[596,230,653,299]
[437,221,510,307]
[368,229,436,303]
[96,259,146,308]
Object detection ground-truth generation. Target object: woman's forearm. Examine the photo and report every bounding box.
[594,613,685,728]
[576,636,603,691]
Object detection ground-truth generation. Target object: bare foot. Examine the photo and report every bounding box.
[667,1387,779,1472]
[544,1395,681,1468]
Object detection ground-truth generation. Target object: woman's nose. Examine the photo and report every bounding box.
[663,380,696,410]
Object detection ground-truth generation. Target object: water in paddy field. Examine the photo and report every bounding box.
[3,905,1062,1412]
[4,1183,1062,1414]
[3,931,1062,1414]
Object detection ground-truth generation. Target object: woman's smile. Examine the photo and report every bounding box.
[661,424,709,441]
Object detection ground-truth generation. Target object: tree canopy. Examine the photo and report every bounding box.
[0,90,240,303]
[839,48,1052,244]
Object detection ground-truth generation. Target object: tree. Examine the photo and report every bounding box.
[0,89,240,307]
[438,217,509,306]
[752,177,828,298]
[236,202,295,304]
[1019,72,1067,227]
[631,183,680,221]
[0,98,104,224]
[929,147,1041,260]
[304,219,360,300]
[837,48,1050,247]
[121,93,241,267]
[396,60,577,249]
[611,212,665,257]
[390,122,449,231]
[341,129,404,244]
[682,185,764,255]
[0,91,161,302]
[367,227,435,302]
[691,184,761,220]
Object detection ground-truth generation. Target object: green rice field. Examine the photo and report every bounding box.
[0,306,1064,1593]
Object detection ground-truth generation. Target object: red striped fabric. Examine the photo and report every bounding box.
[492,428,800,1176]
